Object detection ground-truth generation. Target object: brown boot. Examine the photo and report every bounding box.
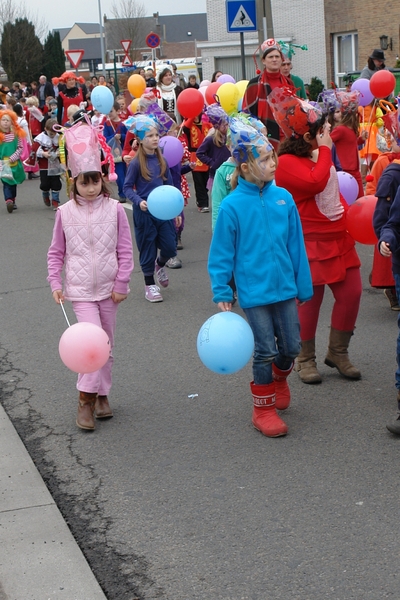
[295,339,322,384]
[94,395,113,419]
[324,328,361,379]
[76,392,96,430]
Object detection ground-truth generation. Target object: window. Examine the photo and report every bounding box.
[333,32,358,87]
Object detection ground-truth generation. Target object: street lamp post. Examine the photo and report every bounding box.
[98,0,107,77]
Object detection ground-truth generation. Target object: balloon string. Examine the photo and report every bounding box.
[60,300,71,327]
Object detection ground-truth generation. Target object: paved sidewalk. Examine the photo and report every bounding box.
[0,403,107,600]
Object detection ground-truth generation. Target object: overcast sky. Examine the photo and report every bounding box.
[43,0,207,31]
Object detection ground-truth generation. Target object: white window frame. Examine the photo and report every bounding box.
[333,32,358,87]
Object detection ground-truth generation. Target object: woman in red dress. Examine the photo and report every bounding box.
[52,71,87,126]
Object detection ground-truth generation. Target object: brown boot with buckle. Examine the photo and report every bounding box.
[94,395,113,419]
[76,392,96,430]
[324,328,361,380]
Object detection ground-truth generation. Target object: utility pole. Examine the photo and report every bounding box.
[256,0,274,46]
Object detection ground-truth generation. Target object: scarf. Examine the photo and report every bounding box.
[242,70,295,147]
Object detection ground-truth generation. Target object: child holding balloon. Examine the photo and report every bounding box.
[208,117,313,438]
[123,114,178,303]
[47,120,134,431]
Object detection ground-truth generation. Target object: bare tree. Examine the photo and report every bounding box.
[108,0,147,61]
[0,0,47,40]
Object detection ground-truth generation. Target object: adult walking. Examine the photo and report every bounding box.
[52,72,87,125]
[360,49,387,80]
[37,75,55,109]
[242,39,295,150]
[157,67,182,124]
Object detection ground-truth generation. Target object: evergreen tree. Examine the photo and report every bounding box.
[43,31,65,79]
[1,18,43,82]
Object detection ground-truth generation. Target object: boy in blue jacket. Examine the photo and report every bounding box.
[208,117,312,438]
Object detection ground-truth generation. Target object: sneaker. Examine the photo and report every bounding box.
[199,206,209,213]
[145,284,163,302]
[177,236,183,250]
[6,200,13,213]
[166,256,182,269]
[154,260,169,288]
[12,202,17,210]
[384,288,400,311]
[118,196,127,203]
[43,196,51,207]
[52,200,59,211]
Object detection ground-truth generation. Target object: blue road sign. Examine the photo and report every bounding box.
[226,0,257,33]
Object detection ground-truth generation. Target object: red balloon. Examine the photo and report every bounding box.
[369,70,396,99]
[176,88,205,119]
[205,82,222,105]
[346,195,378,245]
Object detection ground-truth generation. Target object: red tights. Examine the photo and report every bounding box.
[298,267,362,340]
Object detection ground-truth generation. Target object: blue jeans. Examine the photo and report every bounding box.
[3,182,16,201]
[393,274,400,390]
[243,299,300,385]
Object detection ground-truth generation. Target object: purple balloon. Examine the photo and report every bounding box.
[158,136,184,167]
[351,78,374,107]
[218,74,236,84]
[337,171,359,205]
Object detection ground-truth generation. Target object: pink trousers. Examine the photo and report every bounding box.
[72,298,119,396]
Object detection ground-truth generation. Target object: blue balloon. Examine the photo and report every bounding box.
[197,312,254,374]
[147,185,184,220]
[90,86,114,114]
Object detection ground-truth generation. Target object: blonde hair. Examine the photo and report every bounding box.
[230,147,278,189]
[26,96,39,107]
[213,128,226,148]
[136,144,167,182]
[67,104,80,118]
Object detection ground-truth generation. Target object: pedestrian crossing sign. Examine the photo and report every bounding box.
[226,0,257,33]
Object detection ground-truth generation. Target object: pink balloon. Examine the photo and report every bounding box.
[199,86,208,100]
[59,322,110,374]
[351,78,374,107]
[218,74,236,84]
[159,136,184,167]
[200,80,210,88]
[337,171,359,205]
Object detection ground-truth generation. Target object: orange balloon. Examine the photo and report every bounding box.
[130,98,140,113]
[127,74,146,98]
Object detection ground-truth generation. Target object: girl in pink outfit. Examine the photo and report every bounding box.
[47,119,134,431]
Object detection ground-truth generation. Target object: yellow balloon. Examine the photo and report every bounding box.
[235,80,249,98]
[216,82,240,115]
[127,74,146,98]
[130,98,140,113]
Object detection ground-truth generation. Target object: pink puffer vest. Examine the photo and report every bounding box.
[59,195,119,301]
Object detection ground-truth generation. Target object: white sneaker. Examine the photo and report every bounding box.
[166,256,182,269]
[145,285,163,302]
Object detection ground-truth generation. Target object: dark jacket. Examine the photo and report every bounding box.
[196,136,231,178]
[374,163,400,275]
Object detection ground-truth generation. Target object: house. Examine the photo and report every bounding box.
[54,23,102,74]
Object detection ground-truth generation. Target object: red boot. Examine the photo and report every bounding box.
[272,363,293,410]
[251,381,288,437]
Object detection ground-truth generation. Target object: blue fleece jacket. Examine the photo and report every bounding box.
[208,176,313,308]
[123,154,173,206]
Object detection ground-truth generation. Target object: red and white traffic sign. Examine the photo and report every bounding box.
[122,55,132,66]
[120,39,132,53]
[65,50,84,69]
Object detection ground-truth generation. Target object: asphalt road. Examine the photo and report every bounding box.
[1,176,400,600]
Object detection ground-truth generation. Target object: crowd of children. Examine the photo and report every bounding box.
[0,54,392,438]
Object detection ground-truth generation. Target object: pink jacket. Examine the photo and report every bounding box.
[47,195,134,301]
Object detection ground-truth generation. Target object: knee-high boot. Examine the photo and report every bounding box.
[324,328,361,379]
[251,381,288,437]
